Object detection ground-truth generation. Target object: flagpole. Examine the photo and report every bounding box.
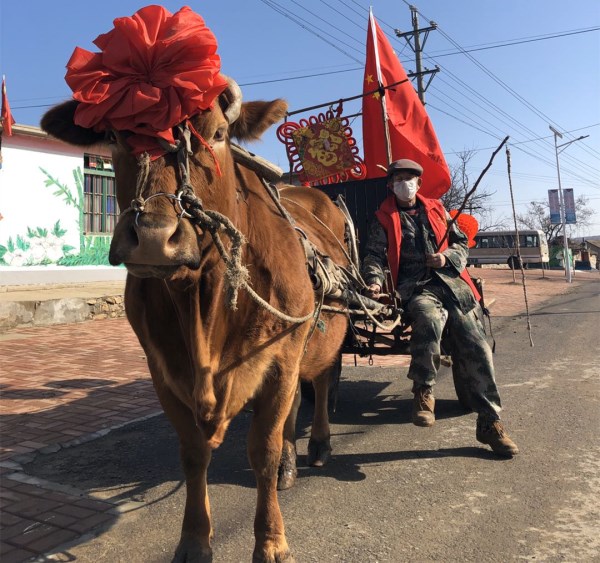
[370,9,392,167]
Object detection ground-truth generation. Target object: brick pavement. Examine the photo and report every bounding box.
[0,267,597,562]
[0,319,158,562]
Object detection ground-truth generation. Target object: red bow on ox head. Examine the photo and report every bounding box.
[65,4,228,157]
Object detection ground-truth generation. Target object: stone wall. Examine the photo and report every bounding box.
[0,294,125,332]
[88,295,125,321]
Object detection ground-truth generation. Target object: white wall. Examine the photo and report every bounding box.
[0,129,121,281]
[1,138,82,254]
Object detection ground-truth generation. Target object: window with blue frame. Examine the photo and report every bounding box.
[83,154,118,234]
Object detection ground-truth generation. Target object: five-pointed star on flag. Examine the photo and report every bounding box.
[365,74,374,84]
[372,91,380,100]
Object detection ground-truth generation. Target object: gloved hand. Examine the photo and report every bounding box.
[426,253,446,268]
[366,283,382,299]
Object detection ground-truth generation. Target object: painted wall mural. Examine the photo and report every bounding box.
[0,166,112,266]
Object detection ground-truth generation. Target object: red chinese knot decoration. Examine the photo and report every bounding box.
[277,109,366,185]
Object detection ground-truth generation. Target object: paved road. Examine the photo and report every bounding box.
[24,281,600,562]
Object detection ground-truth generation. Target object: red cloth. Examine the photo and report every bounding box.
[375,194,481,301]
[1,76,15,136]
[65,5,227,157]
[362,11,450,198]
[449,210,479,248]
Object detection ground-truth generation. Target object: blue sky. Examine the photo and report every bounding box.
[2,1,599,235]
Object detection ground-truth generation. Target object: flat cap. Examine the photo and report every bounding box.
[387,159,423,177]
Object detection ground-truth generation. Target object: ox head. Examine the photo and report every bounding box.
[41,82,287,281]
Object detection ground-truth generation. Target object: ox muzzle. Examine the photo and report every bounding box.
[109,210,201,277]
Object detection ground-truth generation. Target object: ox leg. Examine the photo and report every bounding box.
[249,382,297,562]
[278,380,300,491]
[155,383,213,563]
[307,359,338,467]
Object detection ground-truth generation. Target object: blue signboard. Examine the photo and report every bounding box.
[563,188,577,224]
[548,189,561,225]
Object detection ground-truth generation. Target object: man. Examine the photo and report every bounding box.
[362,159,519,457]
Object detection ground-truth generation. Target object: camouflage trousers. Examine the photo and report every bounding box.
[406,285,502,418]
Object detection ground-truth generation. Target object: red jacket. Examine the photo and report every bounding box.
[375,193,481,302]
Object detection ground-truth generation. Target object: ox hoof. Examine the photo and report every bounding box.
[252,548,295,563]
[278,443,298,490]
[277,467,297,491]
[307,438,332,467]
[172,538,212,563]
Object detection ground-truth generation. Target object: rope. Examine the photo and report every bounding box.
[179,189,315,323]
[121,121,388,328]
[261,180,296,225]
[505,146,534,347]
[280,196,367,286]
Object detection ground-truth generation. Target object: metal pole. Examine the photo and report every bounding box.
[550,126,572,283]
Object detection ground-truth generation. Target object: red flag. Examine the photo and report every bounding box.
[1,76,15,136]
[362,10,450,198]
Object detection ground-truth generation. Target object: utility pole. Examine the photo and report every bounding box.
[549,125,589,283]
[395,5,439,104]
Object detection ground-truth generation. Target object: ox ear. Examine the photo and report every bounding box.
[229,100,288,142]
[41,101,105,146]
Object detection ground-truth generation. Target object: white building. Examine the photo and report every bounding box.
[0,124,125,285]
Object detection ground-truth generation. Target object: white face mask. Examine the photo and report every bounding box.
[393,178,419,201]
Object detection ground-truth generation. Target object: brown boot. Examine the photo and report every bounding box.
[412,385,435,427]
[476,417,519,457]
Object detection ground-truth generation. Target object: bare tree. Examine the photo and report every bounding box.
[516,195,596,243]
[441,150,507,231]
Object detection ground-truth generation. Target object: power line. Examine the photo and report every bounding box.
[405,2,600,175]
[445,124,600,155]
[258,0,363,63]
[317,0,365,32]
[287,0,365,50]
[421,49,600,181]
[400,5,594,138]
[425,26,600,58]
[433,71,600,179]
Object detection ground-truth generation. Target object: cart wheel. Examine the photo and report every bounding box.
[452,364,473,412]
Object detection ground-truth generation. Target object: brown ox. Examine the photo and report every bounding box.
[41,83,349,562]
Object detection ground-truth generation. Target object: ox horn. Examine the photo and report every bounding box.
[221,76,243,124]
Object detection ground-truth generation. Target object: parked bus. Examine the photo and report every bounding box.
[468,229,549,268]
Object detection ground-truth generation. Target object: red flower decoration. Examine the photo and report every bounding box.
[65,5,228,156]
[449,210,479,248]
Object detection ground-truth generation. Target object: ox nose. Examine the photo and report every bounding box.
[109,212,197,266]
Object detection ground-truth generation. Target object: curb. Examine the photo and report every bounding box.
[0,294,125,333]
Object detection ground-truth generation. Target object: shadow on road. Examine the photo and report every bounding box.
[23,377,477,500]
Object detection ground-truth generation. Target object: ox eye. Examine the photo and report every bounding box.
[106,131,117,144]
[213,127,227,142]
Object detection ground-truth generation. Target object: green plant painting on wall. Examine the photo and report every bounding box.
[0,166,113,266]
[0,221,75,266]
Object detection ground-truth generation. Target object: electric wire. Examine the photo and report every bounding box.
[402,1,600,175]
[425,26,600,58]
[287,0,365,50]
[316,0,365,32]
[258,0,363,63]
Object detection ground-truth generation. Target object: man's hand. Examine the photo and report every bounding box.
[426,253,446,268]
[366,283,382,299]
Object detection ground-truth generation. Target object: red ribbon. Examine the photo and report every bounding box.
[65,5,227,158]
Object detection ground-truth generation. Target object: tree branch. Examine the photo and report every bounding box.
[437,136,509,251]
